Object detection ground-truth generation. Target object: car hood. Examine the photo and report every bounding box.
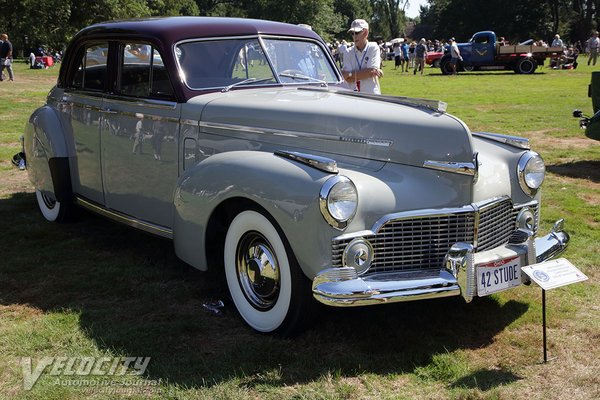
[192,87,474,169]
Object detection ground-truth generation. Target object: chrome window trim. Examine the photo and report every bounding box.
[75,197,173,239]
[102,94,177,110]
[173,35,343,91]
[199,120,393,148]
[473,132,530,150]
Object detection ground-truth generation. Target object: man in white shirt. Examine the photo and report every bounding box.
[342,19,383,94]
[587,32,600,66]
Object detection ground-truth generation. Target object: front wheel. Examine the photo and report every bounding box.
[35,189,71,222]
[440,56,454,75]
[224,210,312,336]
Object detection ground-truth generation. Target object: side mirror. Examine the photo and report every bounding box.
[573,109,583,118]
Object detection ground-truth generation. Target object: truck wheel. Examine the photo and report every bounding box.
[224,209,312,336]
[440,57,454,75]
[35,189,72,222]
[516,58,537,74]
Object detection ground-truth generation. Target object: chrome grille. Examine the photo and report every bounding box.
[332,199,538,273]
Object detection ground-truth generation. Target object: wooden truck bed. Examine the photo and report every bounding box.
[497,45,563,55]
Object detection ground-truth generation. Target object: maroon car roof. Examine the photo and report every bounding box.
[73,17,324,44]
[59,17,329,102]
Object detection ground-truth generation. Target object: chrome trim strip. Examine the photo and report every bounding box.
[61,92,104,101]
[102,95,177,110]
[423,160,477,176]
[199,121,393,147]
[181,119,200,126]
[75,197,173,239]
[473,132,530,150]
[100,108,180,124]
[275,150,338,173]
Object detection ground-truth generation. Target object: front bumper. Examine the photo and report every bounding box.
[312,220,569,307]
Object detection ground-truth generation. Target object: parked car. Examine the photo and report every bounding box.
[16,17,570,336]
[426,50,444,68]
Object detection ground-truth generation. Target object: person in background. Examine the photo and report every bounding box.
[342,19,383,94]
[0,33,14,82]
[401,40,409,72]
[413,38,427,75]
[393,43,401,70]
[587,32,600,66]
[449,37,463,75]
[551,34,564,49]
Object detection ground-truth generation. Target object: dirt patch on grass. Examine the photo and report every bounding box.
[525,130,600,149]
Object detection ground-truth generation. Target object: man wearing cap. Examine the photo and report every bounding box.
[449,37,462,75]
[342,19,383,94]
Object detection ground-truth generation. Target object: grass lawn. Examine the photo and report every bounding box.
[1,60,599,399]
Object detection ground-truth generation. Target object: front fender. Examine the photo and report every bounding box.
[173,150,339,277]
[24,106,72,200]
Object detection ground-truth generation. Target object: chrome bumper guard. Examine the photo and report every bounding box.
[312,219,569,307]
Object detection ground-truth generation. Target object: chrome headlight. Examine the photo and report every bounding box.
[517,151,545,196]
[319,175,358,230]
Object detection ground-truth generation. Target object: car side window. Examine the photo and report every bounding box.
[119,43,174,99]
[71,43,109,91]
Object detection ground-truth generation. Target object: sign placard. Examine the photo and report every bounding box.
[521,258,588,290]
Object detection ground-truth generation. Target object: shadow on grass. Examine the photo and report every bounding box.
[1,192,529,391]
[547,160,600,183]
[452,368,523,390]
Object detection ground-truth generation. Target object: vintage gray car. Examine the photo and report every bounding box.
[18,17,570,335]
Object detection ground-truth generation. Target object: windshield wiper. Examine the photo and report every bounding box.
[221,77,274,93]
[278,72,328,87]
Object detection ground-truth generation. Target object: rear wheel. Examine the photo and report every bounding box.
[224,209,312,336]
[515,58,538,74]
[35,189,71,222]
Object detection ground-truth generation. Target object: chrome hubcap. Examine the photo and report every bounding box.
[236,231,280,310]
[41,192,57,209]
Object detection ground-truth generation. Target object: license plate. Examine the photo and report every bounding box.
[477,255,521,296]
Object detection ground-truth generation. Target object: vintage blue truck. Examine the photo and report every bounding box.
[440,31,563,74]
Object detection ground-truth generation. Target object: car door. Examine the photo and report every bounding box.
[100,42,181,230]
[470,33,494,65]
[57,42,108,204]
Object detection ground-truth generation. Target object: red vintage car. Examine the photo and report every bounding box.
[426,51,444,68]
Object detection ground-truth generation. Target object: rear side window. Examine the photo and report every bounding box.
[118,43,174,99]
[71,43,109,91]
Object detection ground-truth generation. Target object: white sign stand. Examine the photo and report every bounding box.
[521,258,588,363]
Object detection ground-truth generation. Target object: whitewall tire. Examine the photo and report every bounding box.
[35,189,69,222]
[224,210,309,335]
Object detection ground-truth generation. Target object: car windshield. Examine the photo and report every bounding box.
[175,37,339,90]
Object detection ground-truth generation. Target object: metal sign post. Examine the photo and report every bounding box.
[521,258,588,364]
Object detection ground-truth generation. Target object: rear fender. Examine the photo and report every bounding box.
[173,150,338,276]
[24,106,73,201]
